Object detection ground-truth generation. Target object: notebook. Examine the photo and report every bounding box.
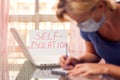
[10,28,67,68]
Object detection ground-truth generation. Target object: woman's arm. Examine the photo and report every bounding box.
[79,41,101,63]
[68,63,120,79]
[59,41,101,69]
[105,64,120,79]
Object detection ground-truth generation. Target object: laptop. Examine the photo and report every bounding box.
[10,28,67,68]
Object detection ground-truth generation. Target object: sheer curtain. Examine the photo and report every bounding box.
[0,0,9,80]
[69,22,86,58]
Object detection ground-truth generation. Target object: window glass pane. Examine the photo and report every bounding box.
[9,0,35,15]
[39,22,70,30]
[8,22,35,45]
[8,0,70,79]
[39,0,58,14]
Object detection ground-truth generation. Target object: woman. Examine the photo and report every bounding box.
[56,0,120,79]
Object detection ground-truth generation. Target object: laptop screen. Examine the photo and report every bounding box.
[10,28,68,66]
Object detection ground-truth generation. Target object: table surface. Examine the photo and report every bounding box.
[14,60,116,80]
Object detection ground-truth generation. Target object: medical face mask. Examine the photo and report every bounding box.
[77,15,106,32]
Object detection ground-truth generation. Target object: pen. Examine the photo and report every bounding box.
[66,43,68,59]
[65,43,69,69]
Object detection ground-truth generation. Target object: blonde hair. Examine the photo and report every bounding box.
[65,0,98,15]
[105,0,117,10]
[56,0,116,21]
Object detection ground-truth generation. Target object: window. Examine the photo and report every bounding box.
[8,0,70,79]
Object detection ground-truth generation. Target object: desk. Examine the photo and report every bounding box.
[15,61,116,80]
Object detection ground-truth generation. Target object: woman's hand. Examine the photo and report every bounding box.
[59,55,82,70]
[68,63,108,77]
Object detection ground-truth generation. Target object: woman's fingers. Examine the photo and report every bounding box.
[59,56,66,67]
[60,55,73,69]
[66,56,72,64]
[68,65,86,76]
[68,64,94,77]
[80,72,90,77]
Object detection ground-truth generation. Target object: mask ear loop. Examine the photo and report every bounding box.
[92,0,105,21]
[95,0,106,27]
[99,0,106,18]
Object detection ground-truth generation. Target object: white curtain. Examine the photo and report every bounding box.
[69,22,86,58]
[0,0,9,80]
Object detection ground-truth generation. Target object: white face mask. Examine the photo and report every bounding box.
[77,15,106,32]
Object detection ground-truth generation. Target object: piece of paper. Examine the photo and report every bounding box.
[29,30,67,64]
[51,68,68,76]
